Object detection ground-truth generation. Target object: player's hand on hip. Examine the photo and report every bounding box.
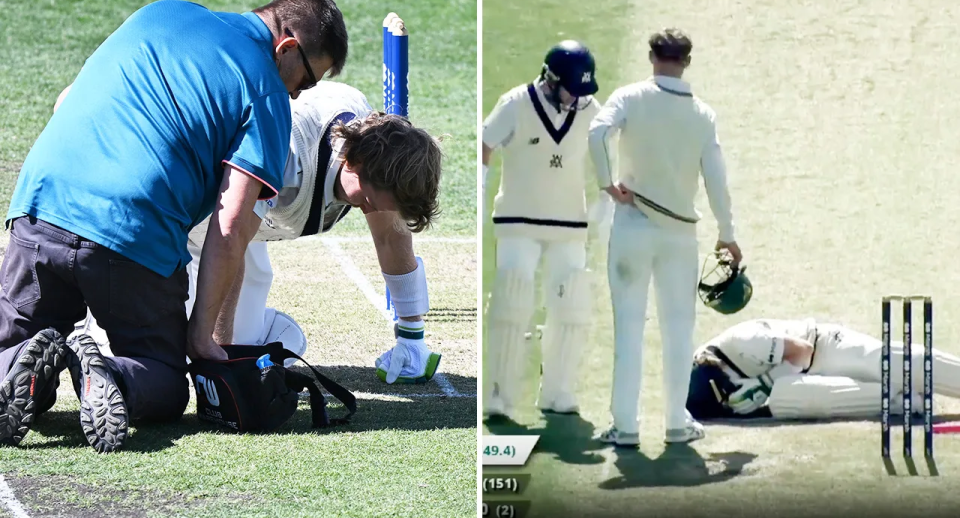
[716,240,743,269]
[187,336,228,361]
[604,183,633,204]
[727,377,770,414]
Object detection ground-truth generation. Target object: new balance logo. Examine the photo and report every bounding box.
[528,137,539,145]
[582,72,592,83]
[196,374,220,407]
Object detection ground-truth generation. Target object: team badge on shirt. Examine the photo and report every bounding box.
[549,154,563,168]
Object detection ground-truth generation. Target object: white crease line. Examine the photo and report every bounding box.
[0,474,30,518]
[306,235,475,244]
[302,390,476,400]
[320,237,461,397]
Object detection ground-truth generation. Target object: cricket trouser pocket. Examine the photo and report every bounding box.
[189,342,357,433]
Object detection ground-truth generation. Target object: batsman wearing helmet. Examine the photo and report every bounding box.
[687,318,960,420]
[482,41,601,418]
[587,28,744,446]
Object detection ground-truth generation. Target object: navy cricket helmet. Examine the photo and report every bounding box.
[686,361,738,419]
[541,41,599,99]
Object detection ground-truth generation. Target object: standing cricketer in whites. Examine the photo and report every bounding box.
[587,28,742,446]
[482,41,601,418]
[686,318,960,420]
[64,81,444,384]
[0,0,347,452]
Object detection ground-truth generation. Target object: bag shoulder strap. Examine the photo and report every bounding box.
[284,370,332,427]
[265,342,358,421]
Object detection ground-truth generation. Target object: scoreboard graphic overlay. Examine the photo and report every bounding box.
[482,435,538,517]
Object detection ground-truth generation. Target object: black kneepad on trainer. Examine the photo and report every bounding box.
[189,342,357,433]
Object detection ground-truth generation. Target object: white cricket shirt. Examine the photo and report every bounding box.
[695,318,818,378]
[588,75,736,242]
[483,81,600,242]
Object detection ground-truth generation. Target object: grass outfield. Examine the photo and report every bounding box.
[0,0,477,517]
[483,1,960,516]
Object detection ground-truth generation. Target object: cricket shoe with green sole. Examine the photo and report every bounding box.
[67,333,128,453]
[0,328,67,446]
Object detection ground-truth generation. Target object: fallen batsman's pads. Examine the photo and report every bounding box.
[190,342,357,433]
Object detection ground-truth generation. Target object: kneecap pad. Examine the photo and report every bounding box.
[259,309,308,367]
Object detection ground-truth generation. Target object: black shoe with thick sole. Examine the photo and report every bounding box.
[0,328,66,446]
[67,334,128,453]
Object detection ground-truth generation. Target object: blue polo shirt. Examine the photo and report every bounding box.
[7,0,290,276]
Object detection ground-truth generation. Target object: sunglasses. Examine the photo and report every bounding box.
[284,28,317,90]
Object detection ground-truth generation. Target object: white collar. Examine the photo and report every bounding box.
[651,75,692,94]
[323,148,344,209]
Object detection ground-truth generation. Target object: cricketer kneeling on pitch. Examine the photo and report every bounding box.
[71,79,445,385]
[0,0,349,453]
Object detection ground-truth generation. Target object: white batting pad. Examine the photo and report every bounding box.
[768,374,898,419]
[258,309,307,367]
[540,269,592,410]
[486,269,536,411]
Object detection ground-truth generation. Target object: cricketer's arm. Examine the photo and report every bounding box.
[587,88,632,204]
[481,92,519,218]
[699,109,742,266]
[709,321,815,379]
[717,326,815,415]
[365,210,438,383]
[366,210,419,320]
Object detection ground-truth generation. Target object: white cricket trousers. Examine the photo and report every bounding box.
[607,203,699,433]
[496,237,586,286]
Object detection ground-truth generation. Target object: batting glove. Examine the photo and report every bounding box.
[375,335,441,384]
[727,375,772,415]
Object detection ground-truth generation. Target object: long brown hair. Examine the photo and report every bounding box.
[334,113,443,232]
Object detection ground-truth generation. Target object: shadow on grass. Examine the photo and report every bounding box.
[312,365,476,396]
[25,365,476,453]
[883,455,939,477]
[704,412,960,428]
[598,445,758,489]
[484,411,607,466]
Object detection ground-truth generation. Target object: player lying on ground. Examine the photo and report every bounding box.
[686,318,960,420]
[482,41,600,418]
[66,81,444,384]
